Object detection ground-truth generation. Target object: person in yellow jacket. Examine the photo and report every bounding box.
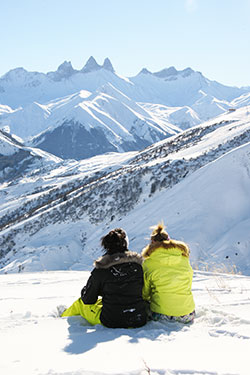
[142,222,195,323]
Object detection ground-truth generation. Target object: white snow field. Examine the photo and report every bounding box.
[0,270,250,375]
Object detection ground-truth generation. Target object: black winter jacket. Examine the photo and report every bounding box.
[81,251,147,328]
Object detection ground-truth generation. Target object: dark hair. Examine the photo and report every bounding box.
[101,228,128,255]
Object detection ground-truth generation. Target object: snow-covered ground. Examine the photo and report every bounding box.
[0,270,250,375]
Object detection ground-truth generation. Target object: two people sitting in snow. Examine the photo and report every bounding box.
[61,223,195,327]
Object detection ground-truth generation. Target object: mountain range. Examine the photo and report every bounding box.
[1,57,250,160]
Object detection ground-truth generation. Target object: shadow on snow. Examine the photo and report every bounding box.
[63,315,189,355]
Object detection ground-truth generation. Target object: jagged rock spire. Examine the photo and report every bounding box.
[81,56,102,73]
[81,56,115,73]
[57,61,75,75]
[47,61,75,81]
[139,68,152,75]
[102,58,114,72]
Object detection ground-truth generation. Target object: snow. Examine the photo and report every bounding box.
[0,104,13,115]
[119,140,250,275]
[1,139,250,274]
[139,102,200,130]
[0,270,250,375]
[1,87,180,146]
[231,92,250,108]
[28,146,63,163]
[1,57,249,143]
[1,61,250,374]
[1,107,250,275]
[0,131,20,155]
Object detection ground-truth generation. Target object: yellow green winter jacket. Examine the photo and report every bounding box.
[142,245,195,317]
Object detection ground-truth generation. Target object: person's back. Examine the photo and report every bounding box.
[82,250,147,328]
[142,223,195,323]
[62,228,147,328]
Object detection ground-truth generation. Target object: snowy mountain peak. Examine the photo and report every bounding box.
[102,57,115,72]
[153,66,195,79]
[81,56,102,73]
[81,56,115,74]
[154,66,178,78]
[136,66,195,80]
[2,67,29,81]
[138,68,152,75]
[48,61,76,81]
[57,61,74,74]
[182,67,194,77]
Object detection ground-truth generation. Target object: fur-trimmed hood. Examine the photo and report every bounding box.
[94,251,143,269]
[142,240,190,258]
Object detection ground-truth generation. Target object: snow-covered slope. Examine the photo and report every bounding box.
[0,82,181,160]
[0,129,61,182]
[231,92,250,108]
[0,104,13,116]
[27,88,180,160]
[1,270,250,375]
[130,67,245,106]
[1,107,250,275]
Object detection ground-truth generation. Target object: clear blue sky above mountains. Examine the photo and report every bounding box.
[1,0,250,87]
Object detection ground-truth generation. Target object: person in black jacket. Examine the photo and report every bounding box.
[61,228,147,328]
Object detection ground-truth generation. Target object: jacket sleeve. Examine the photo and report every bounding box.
[142,266,152,302]
[81,269,102,305]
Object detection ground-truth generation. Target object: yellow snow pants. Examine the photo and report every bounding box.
[61,298,102,325]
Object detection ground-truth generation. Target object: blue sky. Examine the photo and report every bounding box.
[1,0,250,87]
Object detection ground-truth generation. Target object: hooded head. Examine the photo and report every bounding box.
[101,228,129,255]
